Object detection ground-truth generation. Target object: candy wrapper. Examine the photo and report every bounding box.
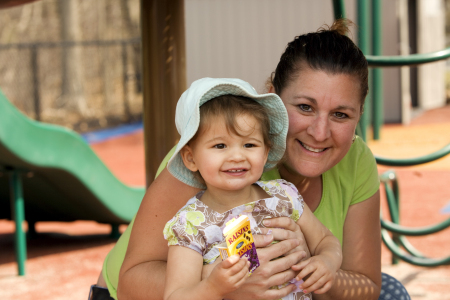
[216,215,260,274]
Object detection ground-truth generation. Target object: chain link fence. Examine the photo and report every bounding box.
[0,38,142,132]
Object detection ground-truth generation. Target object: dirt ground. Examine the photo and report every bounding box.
[1,106,450,300]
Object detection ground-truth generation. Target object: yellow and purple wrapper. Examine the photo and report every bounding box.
[216,215,260,274]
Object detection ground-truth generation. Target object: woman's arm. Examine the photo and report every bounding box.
[292,203,342,294]
[117,169,310,300]
[312,190,382,300]
[118,168,200,300]
[165,247,249,300]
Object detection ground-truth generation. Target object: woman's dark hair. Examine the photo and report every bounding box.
[271,19,368,113]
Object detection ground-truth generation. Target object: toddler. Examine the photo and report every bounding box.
[163,78,342,300]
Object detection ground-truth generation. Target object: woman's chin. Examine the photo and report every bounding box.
[281,159,324,179]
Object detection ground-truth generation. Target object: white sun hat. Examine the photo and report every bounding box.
[167,77,288,189]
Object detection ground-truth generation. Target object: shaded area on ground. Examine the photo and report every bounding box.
[0,221,128,265]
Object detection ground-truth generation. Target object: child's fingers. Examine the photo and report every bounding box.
[298,268,322,289]
[221,254,241,269]
[226,257,249,275]
[295,261,317,281]
[311,281,332,294]
[225,259,250,288]
[301,275,329,294]
[235,260,250,281]
[291,257,311,271]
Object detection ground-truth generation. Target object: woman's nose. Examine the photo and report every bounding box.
[306,115,331,142]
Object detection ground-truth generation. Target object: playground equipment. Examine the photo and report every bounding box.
[0,89,145,275]
[1,0,449,278]
[333,0,450,266]
[376,152,450,267]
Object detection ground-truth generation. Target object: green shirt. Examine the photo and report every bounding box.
[261,137,379,243]
[102,137,379,299]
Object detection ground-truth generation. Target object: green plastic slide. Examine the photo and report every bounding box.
[0,88,145,275]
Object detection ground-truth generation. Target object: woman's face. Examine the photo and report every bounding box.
[279,66,362,179]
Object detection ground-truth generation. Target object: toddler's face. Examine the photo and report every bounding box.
[182,113,269,192]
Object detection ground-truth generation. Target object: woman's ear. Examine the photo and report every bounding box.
[268,85,275,93]
[180,145,198,172]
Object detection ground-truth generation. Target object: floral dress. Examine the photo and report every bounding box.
[163,179,312,300]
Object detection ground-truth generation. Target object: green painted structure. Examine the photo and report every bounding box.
[0,89,145,275]
[339,0,450,267]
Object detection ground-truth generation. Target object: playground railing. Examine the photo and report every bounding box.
[333,0,450,267]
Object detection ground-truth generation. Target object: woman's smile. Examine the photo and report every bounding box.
[298,140,328,153]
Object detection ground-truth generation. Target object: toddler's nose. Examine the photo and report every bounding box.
[228,147,245,162]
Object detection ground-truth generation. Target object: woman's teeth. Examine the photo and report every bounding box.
[300,142,325,153]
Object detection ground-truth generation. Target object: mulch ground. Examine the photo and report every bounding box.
[1,106,450,300]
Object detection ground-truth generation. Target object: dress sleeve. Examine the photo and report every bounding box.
[163,210,205,255]
[277,179,305,222]
[351,137,380,205]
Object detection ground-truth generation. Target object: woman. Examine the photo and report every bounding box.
[91,20,410,300]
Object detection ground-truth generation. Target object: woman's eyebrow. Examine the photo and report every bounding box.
[335,105,357,112]
[294,95,317,104]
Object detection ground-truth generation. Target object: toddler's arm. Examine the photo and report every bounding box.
[292,204,342,294]
[164,246,250,300]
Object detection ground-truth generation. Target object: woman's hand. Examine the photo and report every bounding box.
[224,237,305,300]
[260,217,311,258]
[221,217,309,300]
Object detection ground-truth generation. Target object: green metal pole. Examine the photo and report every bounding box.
[332,0,346,19]
[372,0,383,140]
[110,224,120,239]
[366,48,450,66]
[10,171,27,276]
[357,0,370,142]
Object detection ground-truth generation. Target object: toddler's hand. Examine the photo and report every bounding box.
[206,255,250,298]
[292,254,338,294]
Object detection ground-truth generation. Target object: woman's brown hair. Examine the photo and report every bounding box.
[271,19,368,113]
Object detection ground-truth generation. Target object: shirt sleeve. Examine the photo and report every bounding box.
[351,137,380,205]
[276,179,305,222]
[163,210,205,255]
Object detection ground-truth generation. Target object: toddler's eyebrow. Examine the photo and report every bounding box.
[205,136,264,144]
[205,136,226,143]
[245,137,264,143]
